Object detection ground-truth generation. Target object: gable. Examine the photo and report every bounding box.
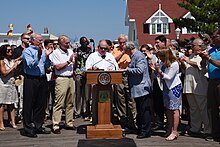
[145,5,173,24]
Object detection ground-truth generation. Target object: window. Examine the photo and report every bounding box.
[150,23,168,35]
[145,6,173,35]
[152,24,155,34]
[157,24,161,33]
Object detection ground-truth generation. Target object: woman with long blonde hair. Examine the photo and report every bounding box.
[150,47,182,141]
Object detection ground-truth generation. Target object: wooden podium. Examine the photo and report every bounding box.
[86,70,123,139]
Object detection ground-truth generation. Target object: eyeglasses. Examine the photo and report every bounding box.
[99,47,108,50]
[53,43,58,45]
[141,50,147,53]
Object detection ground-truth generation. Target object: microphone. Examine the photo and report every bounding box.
[103,57,117,70]
[92,58,104,70]
[89,39,94,43]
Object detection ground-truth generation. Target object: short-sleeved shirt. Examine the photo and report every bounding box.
[208,46,220,79]
[183,53,208,95]
[85,51,118,71]
[50,48,74,76]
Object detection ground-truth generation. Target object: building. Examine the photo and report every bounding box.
[0,33,58,46]
[125,0,197,46]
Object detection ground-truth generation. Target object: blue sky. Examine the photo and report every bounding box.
[0,0,128,44]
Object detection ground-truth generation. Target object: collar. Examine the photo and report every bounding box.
[30,45,38,50]
[59,48,69,54]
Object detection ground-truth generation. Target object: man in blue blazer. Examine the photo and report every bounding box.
[125,41,152,139]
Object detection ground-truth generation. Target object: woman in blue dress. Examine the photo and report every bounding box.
[150,48,182,141]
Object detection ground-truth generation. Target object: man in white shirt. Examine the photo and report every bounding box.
[85,40,118,124]
[181,38,211,136]
[50,35,76,134]
[86,40,118,71]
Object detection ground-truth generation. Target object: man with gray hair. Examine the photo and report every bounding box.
[22,33,53,137]
[125,41,152,139]
[50,35,76,134]
[180,38,211,136]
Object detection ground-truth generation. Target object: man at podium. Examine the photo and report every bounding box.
[86,40,118,71]
[85,40,118,124]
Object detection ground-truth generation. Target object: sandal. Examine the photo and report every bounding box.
[10,122,17,129]
[165,133,178,141]
[0,127,5,131]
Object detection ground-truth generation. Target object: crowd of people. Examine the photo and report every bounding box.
[0,29,219,143]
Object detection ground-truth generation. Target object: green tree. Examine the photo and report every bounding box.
[173,0,220,35]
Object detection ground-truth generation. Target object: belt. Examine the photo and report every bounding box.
[25,74,46,80]
[56,75,73,78]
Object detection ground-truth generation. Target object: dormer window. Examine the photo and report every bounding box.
[144,4,173,35]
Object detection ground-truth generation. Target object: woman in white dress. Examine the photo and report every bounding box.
[0,44,21,130]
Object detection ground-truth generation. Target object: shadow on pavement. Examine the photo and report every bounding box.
[77,138,137,147]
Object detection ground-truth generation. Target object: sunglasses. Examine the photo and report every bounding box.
[23,37,30,40]
[7,49,12,53]
[99,47,108,50]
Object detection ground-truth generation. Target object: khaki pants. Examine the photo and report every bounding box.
[186,93,211,133]
[114,76,137,126]
[52,77,75,130]
[75,75,90,116]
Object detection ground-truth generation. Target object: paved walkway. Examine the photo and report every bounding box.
[0,117,219,147]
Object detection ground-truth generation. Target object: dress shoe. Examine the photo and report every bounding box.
[136,133,151,139]
[35,128,51,134]
[123,127,139,134]
[65,125,76,130]
[52,129,61,134]
[24,131,38,138]
[187,130,201,137]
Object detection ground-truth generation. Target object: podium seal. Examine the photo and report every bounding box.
[98,72,111,85]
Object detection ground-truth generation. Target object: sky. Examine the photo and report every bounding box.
[0,0,128,44]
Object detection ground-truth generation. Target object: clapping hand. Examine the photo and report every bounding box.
[149,62,156,71]
[199,50,209,59]
[154,63,161,73]
[46,47,53,56]
[13,60,22,69]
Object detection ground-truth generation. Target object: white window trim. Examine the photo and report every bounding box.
[181,12,196,34]
[149,23,169,35]
[145,5,172,35]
